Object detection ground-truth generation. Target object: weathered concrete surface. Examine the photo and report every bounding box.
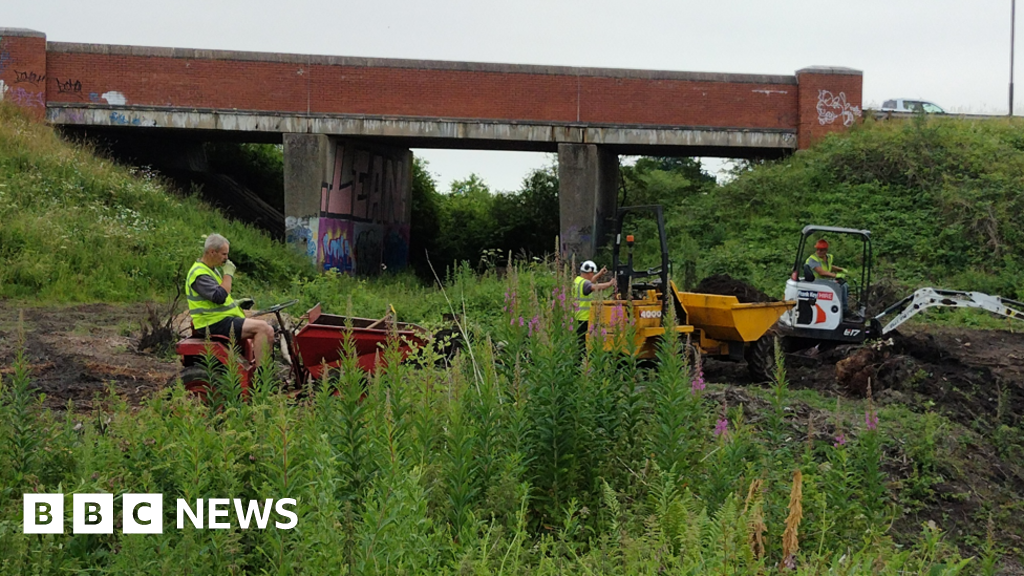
[0,27,46,37]
[558,143,619,261]
[283,134,330,224]
[46,105,796,155]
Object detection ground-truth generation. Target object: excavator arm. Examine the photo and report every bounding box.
[874,288,1024,335]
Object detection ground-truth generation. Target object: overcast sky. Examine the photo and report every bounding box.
[5,0,1020,190]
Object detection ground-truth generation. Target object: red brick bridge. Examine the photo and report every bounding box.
[0,27,862,269]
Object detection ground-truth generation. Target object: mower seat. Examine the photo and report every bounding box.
[189,323,252,358]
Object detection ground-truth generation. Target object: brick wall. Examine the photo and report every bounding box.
[796,67,864,149]
[44,45,808,130]
[0,34,864,146]
[0,29,47,120]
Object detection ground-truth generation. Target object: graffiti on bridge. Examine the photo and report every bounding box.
[109,112,157,127]
[0,38,10,74]
[55,78,83,96]
[101,91,127,105]
[13,70,45,86]
[311,142,411,274]
[354,225,383,276]
[318,218,354,273]
[816,90,861,127]
[7,87,44,107]
[285,216,319,261]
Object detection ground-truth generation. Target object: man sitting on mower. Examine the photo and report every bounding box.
[186,233,275,367]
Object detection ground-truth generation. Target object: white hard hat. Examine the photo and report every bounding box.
[580,260,598,273]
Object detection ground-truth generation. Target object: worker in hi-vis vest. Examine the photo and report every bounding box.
[573,260,616,342]
[804,238,850,313]
[185,233,275,367]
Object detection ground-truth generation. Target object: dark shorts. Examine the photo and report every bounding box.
[197,316,246,341]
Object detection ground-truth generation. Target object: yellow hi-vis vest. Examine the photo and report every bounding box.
[806,253,834,280]
[573,276,592,322]
[185,261,246,329]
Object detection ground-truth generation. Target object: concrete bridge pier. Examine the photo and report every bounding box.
[284,134,413,275]
[558,143,619,263]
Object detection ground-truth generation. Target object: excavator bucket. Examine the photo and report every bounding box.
[672,282,795,343]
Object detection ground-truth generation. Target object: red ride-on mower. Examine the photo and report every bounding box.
[172,300,431,400]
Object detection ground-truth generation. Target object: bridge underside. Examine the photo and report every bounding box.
[49,104,796,265]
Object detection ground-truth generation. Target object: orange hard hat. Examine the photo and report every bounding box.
[815,239,829,249]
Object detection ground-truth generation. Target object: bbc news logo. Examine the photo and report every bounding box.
[24,494,297,534]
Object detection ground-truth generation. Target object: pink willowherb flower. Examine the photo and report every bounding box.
[691,371,706,394]
[528,315,541,336]
[714,418,729,437]
[865,410,879,431]
[833,433,847,447]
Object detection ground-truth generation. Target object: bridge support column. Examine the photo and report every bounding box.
[558,143,618,263]
[284,134,413,275]
[284,133,331,266]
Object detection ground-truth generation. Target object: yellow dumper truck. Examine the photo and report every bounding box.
[584,205,794,381]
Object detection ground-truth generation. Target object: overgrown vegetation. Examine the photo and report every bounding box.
[0,273,984,574]
[627,117,1024,301]
[408,164,560,278]
[0,105,314,302]
[2,102,1024,572]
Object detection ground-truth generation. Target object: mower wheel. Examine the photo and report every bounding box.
[174,366,213,399]
[745,331,778,384]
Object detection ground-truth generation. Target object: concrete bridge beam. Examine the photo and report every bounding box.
[558,143,619,262]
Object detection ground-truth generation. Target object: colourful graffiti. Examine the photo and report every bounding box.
[318,218,354,273]
[302,141,411,274]
[285,216,318,260]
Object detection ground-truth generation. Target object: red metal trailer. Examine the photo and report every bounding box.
[172,301,430,399]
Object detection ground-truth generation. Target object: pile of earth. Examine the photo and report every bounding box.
[693,274,776,303]
[835,329,1024,427]
[692,275,1024,430]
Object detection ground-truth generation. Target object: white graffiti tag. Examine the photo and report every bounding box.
[816,90,861,126]
[101,91,127,105]
[0,80,8,102]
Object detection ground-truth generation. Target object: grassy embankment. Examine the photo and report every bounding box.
[1,104,1023,573]
[639,115,1024,329]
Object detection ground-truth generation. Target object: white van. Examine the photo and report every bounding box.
[879,99,947,114]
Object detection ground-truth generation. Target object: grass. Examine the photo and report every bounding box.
[0,104,314,303]
[0,274,992,574]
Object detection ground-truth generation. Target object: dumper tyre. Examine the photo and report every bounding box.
[745,330,778,384]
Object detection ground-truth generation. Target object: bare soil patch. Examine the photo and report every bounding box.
[0,301,179,410]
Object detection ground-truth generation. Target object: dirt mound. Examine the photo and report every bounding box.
[694,274,775,303]
[828,329,1024,432]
